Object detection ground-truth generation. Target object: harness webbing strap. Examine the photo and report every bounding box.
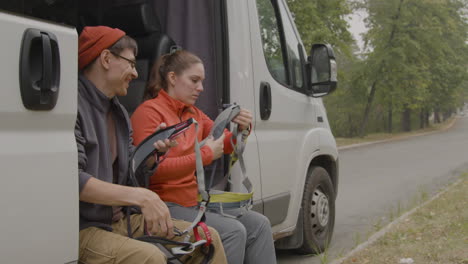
[199,105,241,191]
[231,127,253,192]
[178,119,211,242]
[195,104,253,216]
[193,222,212,247]
[194,119,209,202]
[213,105,251,192]
[200,105,241,145]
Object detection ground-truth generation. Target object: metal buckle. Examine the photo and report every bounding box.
[171,240,207,255]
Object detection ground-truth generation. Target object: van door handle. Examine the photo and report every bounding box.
[40,33,53,97]
[259,82,271,120]
[20,28,61,110]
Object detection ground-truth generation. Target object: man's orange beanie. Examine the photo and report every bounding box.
[78,26,126,70]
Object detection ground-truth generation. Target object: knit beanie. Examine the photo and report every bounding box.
[78,26,126,70]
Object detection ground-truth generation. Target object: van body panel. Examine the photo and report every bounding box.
[273,126,338,234]
[263,192,291,225]
[0,12,78,264]
[318,130,339,161]
[226,0,263,202]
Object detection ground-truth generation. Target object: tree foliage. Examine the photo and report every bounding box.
[360,0,468,134]
[287,0,361,136]
[286,0,467,137]
[287,0,354,56]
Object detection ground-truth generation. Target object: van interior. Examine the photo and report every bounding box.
[78,0,227,118]
[78,0,231,188]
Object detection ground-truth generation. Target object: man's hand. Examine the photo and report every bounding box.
[79,178,174,238]
[137,188,175,238]
[233,108,252,131]
[204,134,225,160]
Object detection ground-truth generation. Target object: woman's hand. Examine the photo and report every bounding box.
[152,123,178,152]
[233,108,252,131]
[145,123,178,168]
[204,134,225,160]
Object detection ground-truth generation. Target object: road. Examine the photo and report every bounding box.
[277,115,468,263]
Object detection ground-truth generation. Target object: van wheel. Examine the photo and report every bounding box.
[296,166,335,254]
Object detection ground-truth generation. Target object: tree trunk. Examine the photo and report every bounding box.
[359,80,378,137]
[401,106,411,132]
[359,0,404,137]
[387,103,393,133]
[424,110,430,127]
[419,109,425,129]
[434,108,441,123]
[443,111,451,121]
[347,114,353,137]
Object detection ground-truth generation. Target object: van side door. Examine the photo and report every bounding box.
[0,3,78,263]
[225,0,265,210]
[248,0,322,231]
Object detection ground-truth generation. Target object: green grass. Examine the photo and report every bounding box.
[336,117,456,147]
[340,173,468,264]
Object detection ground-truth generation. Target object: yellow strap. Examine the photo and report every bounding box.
[197,192,253,203]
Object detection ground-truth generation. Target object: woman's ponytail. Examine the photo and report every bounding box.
[143,54,170,100]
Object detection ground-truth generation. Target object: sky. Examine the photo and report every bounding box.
[347,9,369,53]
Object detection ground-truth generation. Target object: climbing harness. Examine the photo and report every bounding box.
[127,118,213,264]
[197,104,254,218]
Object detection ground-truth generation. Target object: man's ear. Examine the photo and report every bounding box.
[99,50,112,70]
[167,72,177,87]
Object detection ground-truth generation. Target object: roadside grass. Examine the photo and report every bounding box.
[340,173,468,264]
[335,117,456,147]
[316,244,331,264]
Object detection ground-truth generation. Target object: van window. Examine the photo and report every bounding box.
[277,1,303,89]
[256,0,288,86]
[1,0,77,27]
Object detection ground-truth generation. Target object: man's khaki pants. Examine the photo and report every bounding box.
[79,215,227,264]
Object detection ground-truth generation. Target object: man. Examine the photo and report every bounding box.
[76,26,226,263]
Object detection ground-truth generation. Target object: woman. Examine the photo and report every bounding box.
[131,50,277,264]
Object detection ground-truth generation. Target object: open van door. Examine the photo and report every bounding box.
[0,2,79,263]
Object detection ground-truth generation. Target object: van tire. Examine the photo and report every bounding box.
[296,166,335,254]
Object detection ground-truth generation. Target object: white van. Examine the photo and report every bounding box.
[0,0,338,262]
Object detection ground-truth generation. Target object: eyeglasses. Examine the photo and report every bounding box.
[110,51,137,70]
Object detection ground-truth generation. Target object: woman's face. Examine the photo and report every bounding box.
[167,62,205,105]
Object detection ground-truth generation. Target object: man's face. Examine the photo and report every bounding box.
[107,48,138,97]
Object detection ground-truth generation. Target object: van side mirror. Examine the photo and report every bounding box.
[306,44,337,97]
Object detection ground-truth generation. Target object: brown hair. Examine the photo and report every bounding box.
[143,50,202,100]
[109,35,138,57]
[83,35,138,72]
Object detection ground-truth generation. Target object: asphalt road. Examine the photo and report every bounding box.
[277,115,468,263]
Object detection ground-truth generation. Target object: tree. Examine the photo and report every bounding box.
[286,0,467,137]
[287,0,354,55]
[359,0,467,135]
[286,0,360,137]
